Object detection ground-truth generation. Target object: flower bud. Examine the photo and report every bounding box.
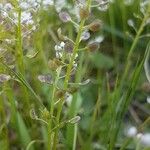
[37,74,53,84]
[87,42,100,52]
[79,7,90,19]
[81,31,90,41]
[0,74,11,83]
[59,11,71,23]
[88,20,102,32]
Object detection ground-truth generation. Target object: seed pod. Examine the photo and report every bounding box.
[48,58,62,70]
[67,87,78,94]
[57,28,67,41]
[55,90,66,99]
[79,7,90,19]
[87,42,100,52]
[68,116,81,124]
[30,108,38,120]
[141,82,150,93]
[64,41,74,53]
[54,58,63,66]
[88,20,102,32]
[48,59,58,70]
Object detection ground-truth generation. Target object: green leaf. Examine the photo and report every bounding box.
[90,52,114,69]
[17,113,34,150]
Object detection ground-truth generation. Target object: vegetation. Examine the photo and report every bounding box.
[0,0,150,150]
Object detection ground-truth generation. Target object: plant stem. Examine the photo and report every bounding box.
[16,8,30,111]
[47,67,62,150]
[66,52,84,148]
[121,5,150,84]
[53,19,85,150]
[16,8,25,75]
[53,1,92,149]
[0,89,9,150]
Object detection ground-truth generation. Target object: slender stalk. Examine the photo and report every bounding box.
[0,89,9,150]
[73,124,78,150]
[121,5,150,84]
[108,3,117,64]
[53,1,92,149]
[53,19,85,150]
[87,70,102,148]
[108,41,150,150]
[47,67,62,150]
[108,6,150,149]
[16,7,30,112]
[66,52,85,148]
[16,8,25,75]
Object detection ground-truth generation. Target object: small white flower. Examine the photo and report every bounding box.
[20,2,30,10]
[126,126,137,137]
[5,39,12,44]
[75,54,78,59]
[140,133,150,147]
[21,12,32,23]
[136,133,143,139]
[54,42,65,58]
[43,0,54,5]
[55,45,62,51]
[128,19,135,27]
[97,0,109,12]
[2,11,8,18]
[65,92,73,106]
[4,3,13,11]
[60,42,65,48]
[81,31,90,41]
[147,96,150,104]
[95,35,104,43]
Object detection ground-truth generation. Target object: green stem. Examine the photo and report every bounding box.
[16,8,25,75]
[66,52,85,148]
[47,67,62,150]
[109,4,150,148]
[121,7,150,84]
[53,1,92,149]
[108,3,117,62]
[89,73,101,142]
[53,19,85,150]
[0,89,9,150]
[16,8,30,112]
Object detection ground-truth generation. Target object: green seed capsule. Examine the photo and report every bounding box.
[79,7,90,19]
[55,90,66,99]
[89,20,102,32]
[87,42,100,52]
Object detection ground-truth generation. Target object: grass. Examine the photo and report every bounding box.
[0,0,150,150]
